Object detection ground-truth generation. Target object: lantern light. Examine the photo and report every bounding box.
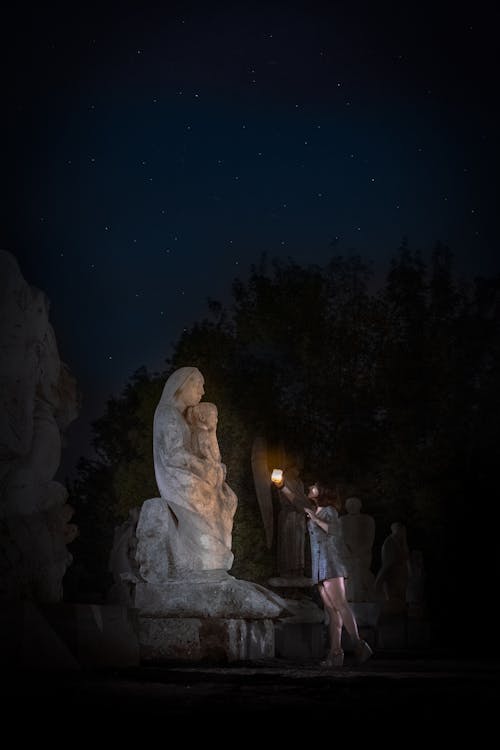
[271,468,283,485]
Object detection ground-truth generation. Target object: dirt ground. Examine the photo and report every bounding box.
[3,650,498,737]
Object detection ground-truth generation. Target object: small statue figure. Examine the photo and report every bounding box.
[274,459,311,579]
[107,507,141,605]
[375,522,411,607]
[339,496,376,602]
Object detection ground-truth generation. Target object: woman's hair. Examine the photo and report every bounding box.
[316,484,342,511]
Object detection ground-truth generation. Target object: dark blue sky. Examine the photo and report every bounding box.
[2,1,498,475]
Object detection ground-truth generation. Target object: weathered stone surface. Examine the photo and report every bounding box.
[276,596,325,624]
[0,250,79,602]
[135,575,290,619]
[135,368,237,584]
[139,617,275,662]
[130,367,293,660]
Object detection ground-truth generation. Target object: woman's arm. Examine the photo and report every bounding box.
[304,507,329,533]
[281,479,314,510]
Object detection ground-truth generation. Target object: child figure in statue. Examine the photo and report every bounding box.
[186,401,222,464]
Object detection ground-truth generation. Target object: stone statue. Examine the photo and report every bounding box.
[107,507,141,605]
[339,497,376,602]
[251,435,274,550]
[135,367,238,583]
[0,251,79,602]
[375,522,411,605]
[132,369,299,661]
[275,459,310,580]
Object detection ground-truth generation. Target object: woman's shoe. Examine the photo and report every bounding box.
[320,649,344,668]
[354,639,373,664]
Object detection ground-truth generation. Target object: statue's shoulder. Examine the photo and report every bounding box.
[154,402,184,428]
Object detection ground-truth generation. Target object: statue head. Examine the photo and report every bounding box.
[345,497,362,515]
[187,401,218,430]
[159,367,205,410]
[391,521,406,537]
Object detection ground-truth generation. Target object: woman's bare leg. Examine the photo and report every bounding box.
[322,577,360,642]
[318,583,343,654]
[322,578,373,663]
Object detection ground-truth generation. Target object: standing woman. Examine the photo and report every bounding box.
[305,484,373,667]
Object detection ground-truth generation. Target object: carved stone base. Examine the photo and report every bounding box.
[134,574,289,618]
[138,617,275,662]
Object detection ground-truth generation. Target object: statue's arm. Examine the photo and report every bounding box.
[281,481,313,511]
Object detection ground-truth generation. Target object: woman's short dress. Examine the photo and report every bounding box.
[307,506,348,583]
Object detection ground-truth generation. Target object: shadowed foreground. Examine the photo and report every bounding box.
[3,650,497,734]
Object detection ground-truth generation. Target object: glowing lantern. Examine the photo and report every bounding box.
[271,468,283,485]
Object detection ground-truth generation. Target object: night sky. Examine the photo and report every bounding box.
[2,1,498,476]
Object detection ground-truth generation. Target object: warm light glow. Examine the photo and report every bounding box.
[271,468,283,484]
[310,484,319,498]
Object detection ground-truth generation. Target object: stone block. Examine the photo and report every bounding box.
[138,617,275,662]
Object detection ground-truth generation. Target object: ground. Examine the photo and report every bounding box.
[3,650,497,736]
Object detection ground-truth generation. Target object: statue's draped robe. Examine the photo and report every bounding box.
[136,388,237,583]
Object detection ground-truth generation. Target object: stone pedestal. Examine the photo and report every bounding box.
[134,572,289,662]
[139,617,275,662]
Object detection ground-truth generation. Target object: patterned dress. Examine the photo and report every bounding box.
[307,506,348,583]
